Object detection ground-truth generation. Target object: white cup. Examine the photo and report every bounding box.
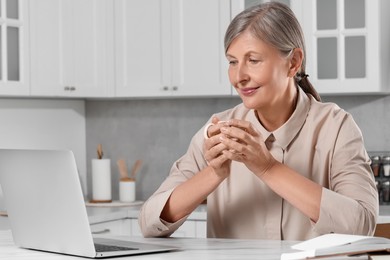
[91,159,112,202]
[119,180,135,202]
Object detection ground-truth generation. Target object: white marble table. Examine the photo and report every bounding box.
[0,230,370,260]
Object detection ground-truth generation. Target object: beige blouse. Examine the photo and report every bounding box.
[139,87,378,240]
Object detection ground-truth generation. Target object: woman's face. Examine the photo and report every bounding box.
[226,31,293,111]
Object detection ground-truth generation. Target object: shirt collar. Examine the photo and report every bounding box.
[250,87,311,150]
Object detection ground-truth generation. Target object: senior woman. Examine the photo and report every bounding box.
[139,2,378,240]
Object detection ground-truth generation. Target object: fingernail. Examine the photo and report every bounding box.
[220,127,227,133]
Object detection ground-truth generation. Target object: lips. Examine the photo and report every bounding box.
[239,86,260,96]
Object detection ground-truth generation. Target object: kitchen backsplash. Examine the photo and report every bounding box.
[85,94,390,201]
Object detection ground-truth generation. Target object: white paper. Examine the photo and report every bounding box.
[291,233,370,251]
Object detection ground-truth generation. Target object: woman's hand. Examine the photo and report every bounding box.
[218,119,277,177]
[203,117,231,179]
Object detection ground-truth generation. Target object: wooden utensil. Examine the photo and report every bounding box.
[130,160,142,181]
[117,159,130,181]
[97,144,103,159]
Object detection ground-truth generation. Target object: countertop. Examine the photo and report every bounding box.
[0,229,372,260]
[86,203,207,225]
[2,203,389,229]
[87,203,390,224]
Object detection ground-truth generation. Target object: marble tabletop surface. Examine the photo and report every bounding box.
[0,203,384,259]
[0,230,371,260]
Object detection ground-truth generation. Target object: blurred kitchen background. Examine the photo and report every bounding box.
[0,0,390,208]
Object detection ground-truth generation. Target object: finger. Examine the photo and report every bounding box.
[204,141,227,162]
[212,117,220,124]
[220,126,249,145]
[222,149,245,162]
[219,135,246,154]
[227,119,258,136]
[208,121,229,138]
[208,153,230,168]
[204,133,226,149]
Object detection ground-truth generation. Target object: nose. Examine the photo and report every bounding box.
[233,63,249,87]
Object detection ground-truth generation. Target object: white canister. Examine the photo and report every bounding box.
[119,180,136,202]
[383,156,390,177]
[92,159,112,202]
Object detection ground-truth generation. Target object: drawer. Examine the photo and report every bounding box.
[90,219,131,236]
[130,218,206,238]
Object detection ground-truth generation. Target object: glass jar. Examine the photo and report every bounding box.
[370,155,381,177]
[382,156,390,177]
[382,181,390,202]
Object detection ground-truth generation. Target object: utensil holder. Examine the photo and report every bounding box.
[119,180,135,202]
[91,159,112,202]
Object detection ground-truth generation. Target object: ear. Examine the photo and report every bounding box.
[288,48,303,78]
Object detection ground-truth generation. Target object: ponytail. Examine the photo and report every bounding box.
[295,72,321,102]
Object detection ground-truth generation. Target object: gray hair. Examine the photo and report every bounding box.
[224,2,321,101]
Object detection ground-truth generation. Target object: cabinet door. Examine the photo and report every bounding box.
[115,0,171,97]
[30,0,114,97]
[0,0,29,96]
[195,220,207,238]
[170,0,231,96]
[302,0,381,93]
[115,0,231,98]
[130,219,142,237]
[71,0,114,97]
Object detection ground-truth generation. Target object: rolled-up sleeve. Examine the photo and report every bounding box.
[313,113,378,235]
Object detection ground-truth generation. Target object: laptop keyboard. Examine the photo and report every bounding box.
[94,243,138,252]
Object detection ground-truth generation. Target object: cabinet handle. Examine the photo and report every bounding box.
[91,228,110,234]
[172,86,178,91]
[163,86,169,91]
[64,86,76,91]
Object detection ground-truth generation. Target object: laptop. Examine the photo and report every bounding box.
[0,148,177,258]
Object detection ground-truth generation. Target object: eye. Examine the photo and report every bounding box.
[228,60,238,65]
[249,58,260,64]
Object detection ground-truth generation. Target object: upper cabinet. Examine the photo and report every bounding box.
[115,0,232,97]
[29,0,115,97]
[302,0,390,94]
[2,0,389,98]
[0,0,29,96]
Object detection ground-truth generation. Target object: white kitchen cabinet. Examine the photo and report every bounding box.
[0,0,29,96]
[231,0,301,20]
[302,0,390,94]
[29,0,114,97]
[90,219,132,236]
[130,218,206,238]
[115,0,232,97]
